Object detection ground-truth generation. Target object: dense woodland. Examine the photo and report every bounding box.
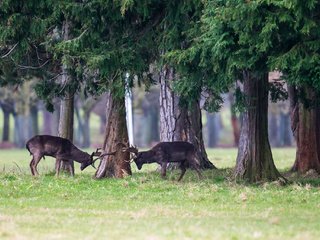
[1,0,320,182]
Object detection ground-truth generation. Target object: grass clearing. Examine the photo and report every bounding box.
[0,148,320,240]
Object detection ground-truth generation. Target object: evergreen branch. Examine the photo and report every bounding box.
[65,29,88,43]
[48,73,64,81]
[135,10,164,41]
[109,69,121,82]
[29,42,43,65]
[1,43,19,59]
[13,59,50,70]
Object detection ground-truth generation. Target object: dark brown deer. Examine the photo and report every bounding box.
[26,135,102,176]
[123,141,202,181]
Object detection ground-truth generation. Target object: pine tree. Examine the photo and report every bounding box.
[268,1,320,173]
[166,0,289,182]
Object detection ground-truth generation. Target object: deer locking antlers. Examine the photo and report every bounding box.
[122,146,139,163]
[90,144,139,168]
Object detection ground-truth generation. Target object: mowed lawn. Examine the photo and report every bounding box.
[0,148,320,240]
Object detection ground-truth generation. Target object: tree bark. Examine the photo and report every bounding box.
[229,92,240,146]
[206,112,220,148]
[58,19,75,174]
[179,101,216,169]
[42,110,53,135]
[316,106,320,166]
[159,67,181,142]
[74,103,84,146]
[278,106,292,146]
[159,66,215,169]
[2,111,10,141]
[58,95,75,173]
[13,81,33,148]
[0,101,12,142]
[30,105,39,136]
[234,71,282,182]
[95,92,132,179]
[290,86,320,173]
[58,83,74,140]
[268,105,279,147]
[82,112,91,148]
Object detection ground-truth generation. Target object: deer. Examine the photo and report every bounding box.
[123,141,202,181]
[26,135,102,176]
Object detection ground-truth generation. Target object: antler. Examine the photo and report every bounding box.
[91,150,117,169]
[122,145,139,163]
[91,145,139,168]
[122,145,139,155]
[92,148,102,157]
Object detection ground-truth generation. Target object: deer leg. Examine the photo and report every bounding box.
[68,160,75,177]
[177,161,187,181]
[31,155,42,176]
[55,158,62,177]
[29,157,35,176]
[160,163,167,179]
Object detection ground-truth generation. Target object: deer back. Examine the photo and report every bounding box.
[26,135,91,163]
[153,141,195,155]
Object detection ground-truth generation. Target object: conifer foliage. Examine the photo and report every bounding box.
[1,1,320,180]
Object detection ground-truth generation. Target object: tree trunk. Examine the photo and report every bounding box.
[13,81,32,148]
[95,92,132,179]
[231,114,240,146]
[142,104,159,146]
[82,112,91,148]
[1,103,11,141]
[74,104,84,146]
[75,96,99,147]
[290,86,320,173]
[229,92,240,146]
[234,71,282,182]
[58,19,75,174]
[99,115,106,134]
[159,66,215,169]
[279,112,292,146]
[179,101,216,169]
[2,111,10,142]
[268,109,279,147]
[42,110,53,135]
[315,106,320,165]
[30,105,39,136]
[159,67,181,142]
[206,112,220,148]
[14,115,30,148]
[58,95,75,173]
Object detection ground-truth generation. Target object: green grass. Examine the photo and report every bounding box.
[0,148,320,240]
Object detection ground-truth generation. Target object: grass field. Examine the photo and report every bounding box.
[0,148,320,240]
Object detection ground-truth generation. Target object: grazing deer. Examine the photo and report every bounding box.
[26,135,101,176]
[123,141,202,181]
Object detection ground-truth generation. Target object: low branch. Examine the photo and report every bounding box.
[65,29,88,43]
[15,59,50,70]
[1,43,19,59]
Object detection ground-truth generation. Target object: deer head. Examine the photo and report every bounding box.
[122,145,139,162]
[80,148,103,171]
